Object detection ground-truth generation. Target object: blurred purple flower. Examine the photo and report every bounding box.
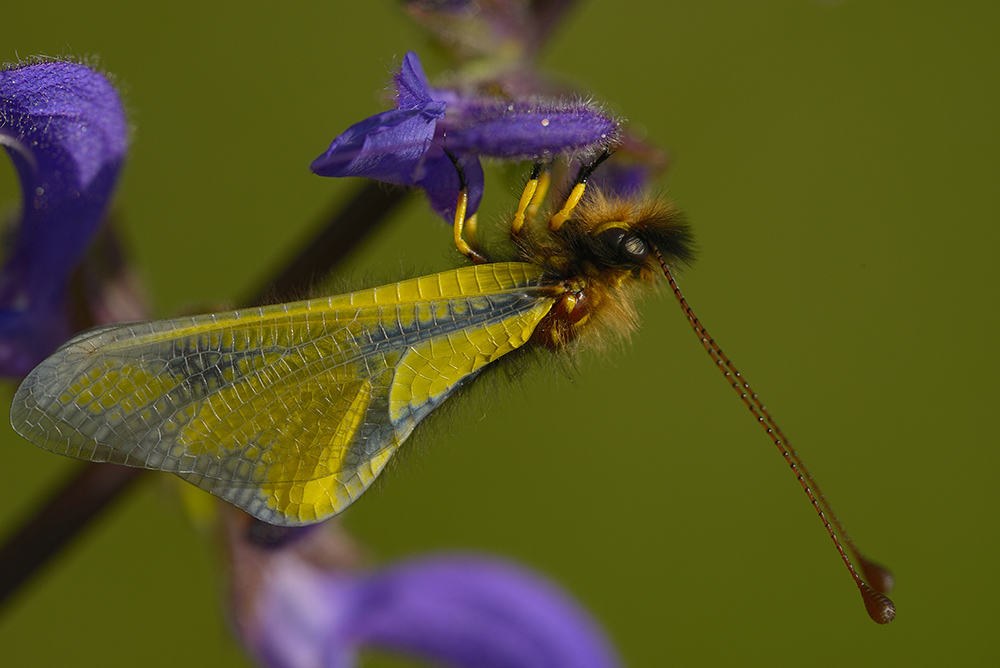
[311,51,618,221]
[403,0,576,63]
[230,519,622,668]
[587,134,671,197]
[0,60,128,376]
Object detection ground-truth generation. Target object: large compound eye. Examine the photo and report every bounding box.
[598,227,649,265]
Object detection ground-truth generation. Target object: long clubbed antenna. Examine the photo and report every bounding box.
[653,247,896,624]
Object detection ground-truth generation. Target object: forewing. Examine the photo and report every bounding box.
[11,263,553,525]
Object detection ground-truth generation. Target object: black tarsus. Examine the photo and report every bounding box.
[573,148,614,186]
[443,148,469,194]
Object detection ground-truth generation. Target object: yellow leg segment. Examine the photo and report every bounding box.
[511,164,552,238]
[525,171,550,229]
[453,190,487,263]
[548,150,612,231]
[511,178,539,237]
[465,213,479,249]
[549,181,588,232]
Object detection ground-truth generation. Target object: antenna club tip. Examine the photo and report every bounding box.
[861,584,896,624]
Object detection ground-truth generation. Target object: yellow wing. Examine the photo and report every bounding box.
[11,263,554,526]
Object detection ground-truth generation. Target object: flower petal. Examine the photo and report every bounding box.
[249,552,622,668]
[416,148,484,223]
[310,105,447,186]
[0,61,128,376]
[395,51,435,110]
[442,99,619,161]
[588,135,670,196]
[342,555,622,668]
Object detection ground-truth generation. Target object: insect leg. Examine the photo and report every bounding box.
[445,150,488,264]
[548,149,613,232]
[511,162,550,238]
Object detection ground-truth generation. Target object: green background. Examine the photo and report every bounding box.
[2,1,997,666]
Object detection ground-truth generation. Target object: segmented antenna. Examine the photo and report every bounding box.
[653,247,896,624]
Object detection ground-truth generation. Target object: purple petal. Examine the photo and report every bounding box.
[344,556,622,668]
[416,148,484,223]
[0,61,128,376]
[395,51,435,110]
[250,553,622,668]
[590,163,652,196]
[442,100,619,160]
[251,558,353,668]
[588,135,670,196]
[310,105,446,186]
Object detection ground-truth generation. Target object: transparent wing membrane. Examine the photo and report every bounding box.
[12,263,553,525]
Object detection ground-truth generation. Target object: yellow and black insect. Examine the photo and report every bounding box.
[8,153,895,622]
[9,153,690,525]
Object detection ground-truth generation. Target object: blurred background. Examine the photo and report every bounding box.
[1,1,997,666]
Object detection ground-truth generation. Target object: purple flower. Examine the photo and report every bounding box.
[588,134,671,197]
[403,0,572,63]
[230,520,622,668]
[0,60,128,376]
[311,52,618,221]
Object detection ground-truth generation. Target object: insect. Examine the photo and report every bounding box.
[9,152,895,622]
